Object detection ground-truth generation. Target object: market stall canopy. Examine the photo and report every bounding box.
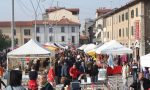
[78,44,88,50]
[44,42,59,51]
[86,44,102,56]
[54,43,66,49]
[84,44,96,53]
[140,54,150,67]
[7,39,51,57]
[96,40,133,54]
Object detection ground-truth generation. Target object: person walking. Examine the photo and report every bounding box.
[91,62,99,83]
[131,60,138,82]
[69,64,80,81]
[61,62,68,77]
[28,65,38,90]
[39,74,53,90]
[47,64,56,87]
[0,64,6,90]
[6,70,26,90]
[138,72,150,90]
[122,62,129,90]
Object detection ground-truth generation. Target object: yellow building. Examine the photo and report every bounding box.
[0,21,34,46]
[95,0,150,59]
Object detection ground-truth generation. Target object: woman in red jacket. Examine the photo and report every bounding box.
[47,65,56,87]
[69,64,80,81]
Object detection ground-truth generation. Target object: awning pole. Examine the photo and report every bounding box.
[7,57,9,70]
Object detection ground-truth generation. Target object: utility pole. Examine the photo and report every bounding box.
[11,0,15,50]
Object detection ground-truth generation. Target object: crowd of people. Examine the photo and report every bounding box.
[0,48,150,90]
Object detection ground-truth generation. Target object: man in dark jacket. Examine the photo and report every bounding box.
[91,62,99,82]
[39,74,53,90]
[139,72,150,90]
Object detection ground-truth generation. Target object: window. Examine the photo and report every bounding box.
[36,36,40,42]
[131,26,134,35]
[24,29,30,36]
[122,14,124,21]
[119,15,121,22]
[126,27,129,37]
[136,8,138,17]
[15,38,18,45]
[131,10,134,18]
[49,36,53,42]
[71,27,75,32]
[24,38,30,44]
[14,29,16,36]
[125,12,129,20]
[49,27,53,33]
[36,27,40,33]
[61,36,65,42]
[72,36,75,43]
[119,29,121,37]
[61,27,65,33]
[107,32,109,38]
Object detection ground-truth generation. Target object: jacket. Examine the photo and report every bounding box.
[40,82,53,90]
[48,68,55,82]
[69,67,80,79]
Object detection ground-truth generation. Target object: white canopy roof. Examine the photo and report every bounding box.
[44,42,58,47]
[78,44,88,50]
[96,40,133,54]
[140,54,150,67]
[84,44,96,53]
[7,39,51,57]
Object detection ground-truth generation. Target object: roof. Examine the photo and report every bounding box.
[0,19,80,27]
[0,21,33,27]
[96,8,112,14]
[103,0,142,18]
[46,7,79,14]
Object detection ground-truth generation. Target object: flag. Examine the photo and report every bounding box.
[107,54,114,68]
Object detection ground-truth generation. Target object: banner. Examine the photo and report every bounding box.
[135,20,140,40]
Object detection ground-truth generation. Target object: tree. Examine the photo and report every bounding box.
[0,32,11,51]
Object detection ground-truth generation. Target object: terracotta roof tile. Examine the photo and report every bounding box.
[0,19,80,27]
[46,7,79,14]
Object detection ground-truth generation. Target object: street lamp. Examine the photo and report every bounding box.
[11,0,15,50]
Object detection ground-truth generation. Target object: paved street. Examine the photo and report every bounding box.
[2,74,133,90]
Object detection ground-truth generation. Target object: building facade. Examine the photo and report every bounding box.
[95,0,150,58]
[94,8,112,44]
[0,7,80,47]
[0,21,34,46]
[43,7,80,23]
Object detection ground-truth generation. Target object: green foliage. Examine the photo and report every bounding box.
[0,32,11,51]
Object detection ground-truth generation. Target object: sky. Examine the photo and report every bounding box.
[0,0,130,24]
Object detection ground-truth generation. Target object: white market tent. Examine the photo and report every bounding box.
[96,40,133,54]
[7,39,51,57]
[7,39,51,70]
[78,44,88,50]
[140,54,150,67]
[84,44,96,53]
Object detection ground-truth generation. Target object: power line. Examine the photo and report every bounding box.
[16,0,33,17]
[19,0,33,12]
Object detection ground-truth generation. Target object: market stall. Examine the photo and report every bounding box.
[140,53,150,67]
[95,40,133,75]
[78,44,88,50]
[7,39,51,70]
